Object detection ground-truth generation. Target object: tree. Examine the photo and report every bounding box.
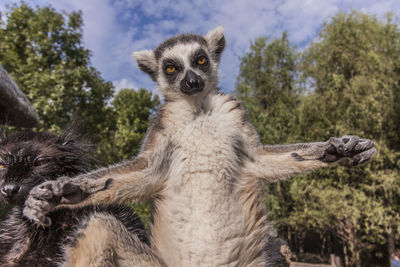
[236,32,301,145]
[113,88,160,160]
[236,11,400,266]
[0,3,114,150]
[98,88,160,164]
[297,11,400,266]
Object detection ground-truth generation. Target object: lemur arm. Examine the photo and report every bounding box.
[23,124,171,226]
[242,124,376,182]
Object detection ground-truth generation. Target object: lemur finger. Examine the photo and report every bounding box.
[352,147,377,166]
[24,197,52,213]
[30,184,54,200]
[354,139,374,152]
[35,213,51,227]
[52,181,68,197]
[326,137,344,154]
[23,206,52,227]
[341,135,359,155]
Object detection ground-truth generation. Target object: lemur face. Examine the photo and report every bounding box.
[159,42,209,96]
[0,132,88,206]
[133,26,225,100]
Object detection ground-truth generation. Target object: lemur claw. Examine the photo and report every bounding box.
[351,147,377,166]
[322,135,376,165]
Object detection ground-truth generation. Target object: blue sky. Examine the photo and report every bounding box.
[1,0,399,94]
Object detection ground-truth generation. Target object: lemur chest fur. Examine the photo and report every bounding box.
[167,96,244,190]
[152,96,248,266]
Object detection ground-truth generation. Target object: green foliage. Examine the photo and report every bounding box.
[300,12,400,143]
[98,88,160,164]
[113,88,160,160]
[0,3,114,148]
[130,201,153,231]
[298,12,400,266]
[236,32,300,145]
[236,11,400,266]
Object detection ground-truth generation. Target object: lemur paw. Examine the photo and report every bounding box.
[322,135,376,165]
[23,177,85,226]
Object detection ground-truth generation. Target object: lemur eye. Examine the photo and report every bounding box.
[34,158,50,167]
[197,56,207,65]
[0,164,5,169]
[165,66,176,74]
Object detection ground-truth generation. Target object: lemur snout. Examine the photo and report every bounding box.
[180,70,204,95]
[1,184,20,197]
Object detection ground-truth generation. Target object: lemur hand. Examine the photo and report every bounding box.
[321,135,376,165]
[23,177,86,226]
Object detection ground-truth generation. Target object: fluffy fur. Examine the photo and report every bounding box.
[24,27,377,266]
[0,130,155,266]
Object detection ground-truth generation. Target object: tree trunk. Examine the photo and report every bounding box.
[343,245,349,267]
[321,233,326,256]
[354,250,361,267]
[348,236,361,267]
[299,231,306,254]
[388,224,395,267]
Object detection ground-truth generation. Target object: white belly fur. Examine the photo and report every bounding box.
[151,98,247,266]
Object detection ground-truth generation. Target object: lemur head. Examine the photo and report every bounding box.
[133,26,225,100]
[0,131,90,206]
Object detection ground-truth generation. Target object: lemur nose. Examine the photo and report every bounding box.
[186,71,200,88]
[180,70,204,95]
[1,184,20,197]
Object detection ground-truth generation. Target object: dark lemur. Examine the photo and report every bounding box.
[0,130,163,267]
[24,26,377,266]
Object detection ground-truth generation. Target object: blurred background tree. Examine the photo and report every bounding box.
[236,11,400,266]
[236,32,300,145]
[0,3,114,145]
[100,88,160,163]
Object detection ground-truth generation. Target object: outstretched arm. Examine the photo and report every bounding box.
[243,135,376,182]
[23,120,172,226]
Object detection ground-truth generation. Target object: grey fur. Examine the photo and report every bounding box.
[24,26,376,266]
[155,34,207,60]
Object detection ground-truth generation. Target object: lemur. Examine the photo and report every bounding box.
[23,26,377,266]
[0,130,163,267]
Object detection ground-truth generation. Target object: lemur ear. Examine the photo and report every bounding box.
[132,50,158,81]
[205,26,225,63]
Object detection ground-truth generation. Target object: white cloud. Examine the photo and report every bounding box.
[112,78,137,92]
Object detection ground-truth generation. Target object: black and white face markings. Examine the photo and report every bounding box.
[133,27,225,99]
[161,47,211,95]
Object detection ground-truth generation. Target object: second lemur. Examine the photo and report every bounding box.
[0,130,161,266]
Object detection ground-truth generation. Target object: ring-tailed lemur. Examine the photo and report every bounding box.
[23,26,376,266]
[0,130,162,267]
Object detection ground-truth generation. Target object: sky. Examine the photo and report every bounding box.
[0,0,399,94]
